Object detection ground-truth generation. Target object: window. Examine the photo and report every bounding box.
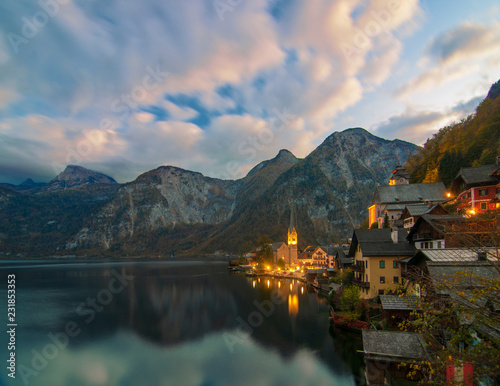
[479,188,488,196]
[430,242,434,249]
[379,260,385,268]
[420,242,424,249]
[393,276,399,284]
[481,202,487,210]
[365,260,368,268]
[437,241,442,249]
[378,289,385,295]
[380,276,385,284]
[393,260,397,268]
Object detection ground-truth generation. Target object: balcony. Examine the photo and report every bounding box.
[352,278,370,288]
[352,262,365,273]
[413,233,432,241]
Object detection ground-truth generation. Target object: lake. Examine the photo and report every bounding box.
[0,260,365,386]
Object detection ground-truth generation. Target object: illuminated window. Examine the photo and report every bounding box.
[380,276,385,284]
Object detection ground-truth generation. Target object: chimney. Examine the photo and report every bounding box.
[391,228,398,243]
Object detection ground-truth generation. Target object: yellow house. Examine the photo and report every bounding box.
[348,228,416,299]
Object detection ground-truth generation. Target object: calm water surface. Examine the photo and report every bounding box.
[0,260,365,386]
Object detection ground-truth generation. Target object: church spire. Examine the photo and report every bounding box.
[289,199,296,233]
[288,200,297,246]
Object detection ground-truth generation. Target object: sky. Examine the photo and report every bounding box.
[0,0,499,184]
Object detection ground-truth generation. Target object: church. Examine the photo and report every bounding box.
[271,201,298,266]
[368,163,447,228]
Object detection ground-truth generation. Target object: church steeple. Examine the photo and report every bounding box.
[389,163,410,185]
[288,200,297,246]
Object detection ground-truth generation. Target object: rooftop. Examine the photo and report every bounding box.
[405,203,437,217]
[380,295,420,311]
[372,182,447,206]
[415,248,497,262]
[427,261,500,294]
[454,163,500,186]
[349,229,416,257]
[362,330,429,362]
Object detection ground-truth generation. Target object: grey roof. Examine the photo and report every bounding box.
[455,164,500,186]
[476,323,500,341]
[362,330,429,362]
[271,242,286,251]
[329,283,341,291]
[372,182,447,205]
[384,203,406,211]
[405,203,435,216]
[427,261,500,295]
[380,295,421,311]
[349,229,416,257]
[416,248,497,263]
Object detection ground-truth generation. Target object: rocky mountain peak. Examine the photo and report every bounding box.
[276,149,297,161]
[42,165,117,191]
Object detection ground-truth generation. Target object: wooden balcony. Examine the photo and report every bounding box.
[413,233,432,241]
[352,262,365,273]
[352,278,370,289]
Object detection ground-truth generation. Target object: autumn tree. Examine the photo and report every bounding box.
[256,235,273,264]
[399,213,500,384]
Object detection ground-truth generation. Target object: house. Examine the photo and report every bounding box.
[362,330,429,384]
[399,248,496,297]
[451,157,500,214]
[329,247,353,269]
[426,261,500,343]
[401,203,448,230]
[348,228,416,299]
[369,164,447,228]
[380,294,420,328]
[311,246,329,268]
[407,214,497,250]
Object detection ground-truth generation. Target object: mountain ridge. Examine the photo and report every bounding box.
[0,128,419,256]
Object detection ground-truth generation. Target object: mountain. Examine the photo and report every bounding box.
[0,178,46,192]
[198,128,418,252]
[405,78,500,186]
[41,165,117,192]
[0,129,418,257]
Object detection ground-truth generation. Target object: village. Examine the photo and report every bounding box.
[231,157,500,385]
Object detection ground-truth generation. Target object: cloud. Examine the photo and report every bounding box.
[163,100,199,121]
[428,22,500,65]
[373,91,484,146]
[20,331,355,386]
[398,22,500,98]
[0,0,427,183]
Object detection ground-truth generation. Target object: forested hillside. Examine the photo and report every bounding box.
[405,80,500,187]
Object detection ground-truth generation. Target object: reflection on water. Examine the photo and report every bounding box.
[0,261,364,386]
